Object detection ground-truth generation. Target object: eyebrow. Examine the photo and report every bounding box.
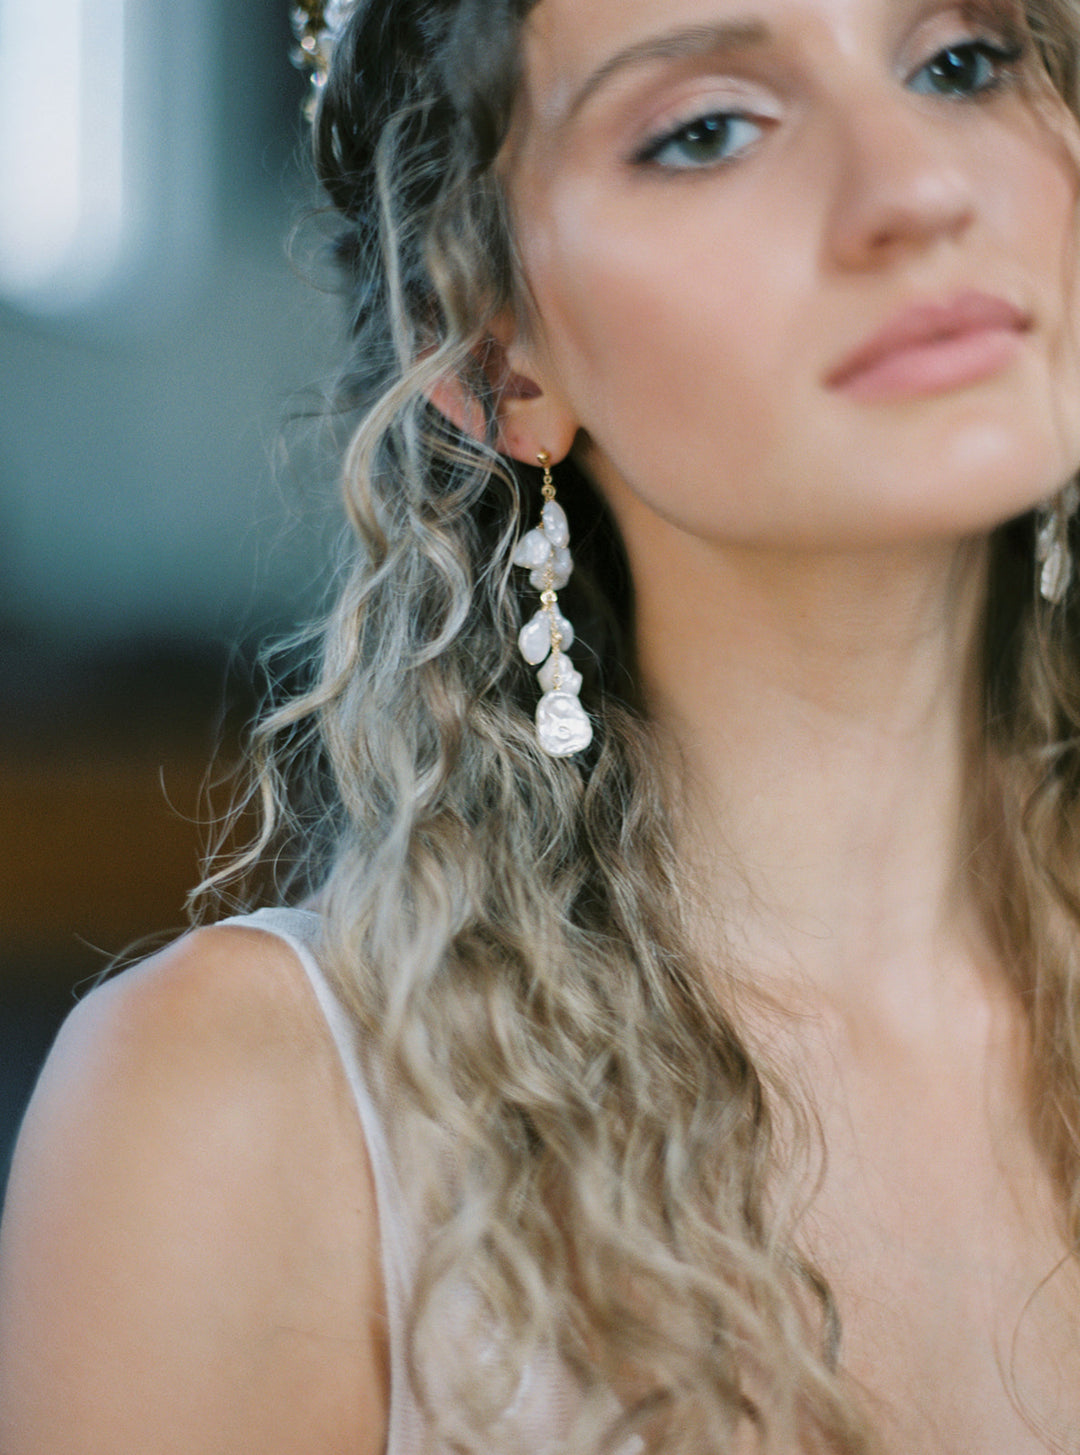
[562,19,771,124]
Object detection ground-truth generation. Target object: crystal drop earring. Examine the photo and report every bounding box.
[512,451,593,757]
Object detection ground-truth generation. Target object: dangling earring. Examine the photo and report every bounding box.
[512,451,593,757]
[1036,480,1080,604]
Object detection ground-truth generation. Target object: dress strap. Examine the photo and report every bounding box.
[218,906,425,1455]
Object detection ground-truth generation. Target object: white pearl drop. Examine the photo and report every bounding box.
[512,528,553,570]
[536,691,593,756]
[552,609,573,651]
[1042,542,1072,603]
[537,652,582,695]
[529,548,572,592]
[518,610,553,665]
[541,500,570,549]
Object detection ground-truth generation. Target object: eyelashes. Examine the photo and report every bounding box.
[633,112,765,169]
[906,35,1025,96]
[630,30,1029,175]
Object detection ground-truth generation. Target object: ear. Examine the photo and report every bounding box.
[426,317,579,468]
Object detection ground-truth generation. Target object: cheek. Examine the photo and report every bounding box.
[995,102,1080,291]
[1002,117,1080,435]
[524,178,805,524]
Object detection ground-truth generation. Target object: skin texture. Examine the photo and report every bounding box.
[5,0,1080,1449]
[0,928,387,1455]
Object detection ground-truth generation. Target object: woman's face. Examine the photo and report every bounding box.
[503,0,1080,553]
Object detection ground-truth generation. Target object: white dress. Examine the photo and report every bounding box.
[219,907,589,1455]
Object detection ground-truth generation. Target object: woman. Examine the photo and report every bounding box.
[3,0,1080,1448]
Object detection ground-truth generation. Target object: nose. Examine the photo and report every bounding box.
[822,84,978,270]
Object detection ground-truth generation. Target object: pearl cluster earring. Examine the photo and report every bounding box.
[1037,480,1080,605]
[512,451,593,757]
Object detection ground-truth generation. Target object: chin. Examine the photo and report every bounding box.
[894,420,1080,540]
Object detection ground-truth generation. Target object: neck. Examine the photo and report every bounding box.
[628,520,993,1023]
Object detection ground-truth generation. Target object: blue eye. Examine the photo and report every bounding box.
[635,112,764,170]
[908,38,1024,97]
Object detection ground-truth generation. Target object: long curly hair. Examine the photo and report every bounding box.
[204,0,1080,1448]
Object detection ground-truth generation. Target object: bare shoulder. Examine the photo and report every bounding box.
[0,923,388,1455]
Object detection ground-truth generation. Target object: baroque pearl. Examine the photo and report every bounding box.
[512,528,552,571]
[541,500,570,549]
[529,546,572,592]
[537,652,582,695]
[550,608,574,651]
[1042,543,1072,604]
[518,610,553,665]
[536,690,593,756]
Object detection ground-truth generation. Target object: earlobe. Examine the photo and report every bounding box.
[424,327,579,467]
[498,343,579,466]
[497,318,581,464]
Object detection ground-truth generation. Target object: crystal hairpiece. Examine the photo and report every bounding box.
[291,1,354,118]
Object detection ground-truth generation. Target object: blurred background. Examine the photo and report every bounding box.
[0,0,345,1191]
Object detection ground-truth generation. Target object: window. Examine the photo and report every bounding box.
[0,0,127,310]
[0,0,211,323]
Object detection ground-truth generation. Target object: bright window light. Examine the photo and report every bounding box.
[0,0,126,309]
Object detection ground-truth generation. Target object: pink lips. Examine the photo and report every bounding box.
[825,291,1030,402]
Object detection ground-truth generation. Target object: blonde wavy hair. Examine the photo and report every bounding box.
[205,0,1080,1448]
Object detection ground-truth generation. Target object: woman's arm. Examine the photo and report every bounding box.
[0,926,388,1455]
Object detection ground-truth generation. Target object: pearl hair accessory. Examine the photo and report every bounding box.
[1037,480,1080,604]
[291,1,354,118]
[513,452,593,757]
